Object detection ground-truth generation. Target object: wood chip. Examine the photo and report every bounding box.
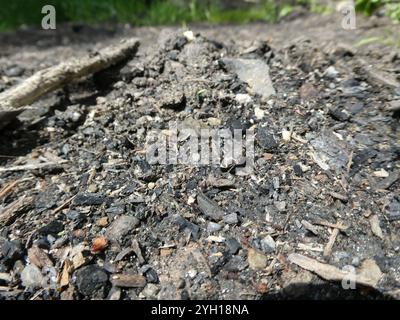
[323,227,340,257]
[288,253,382,288]
[50,195,76,215]
[0,161,67,173]
[28,246,53,269]
[0,180,21,199]
[369,215,384,239]
[111,274,147,288]
[0,38,140,129]
[131,239,145,264]
[328,191,348,202]
[0,195,34,226]
[301,220,320,235]
[313,219,349,231]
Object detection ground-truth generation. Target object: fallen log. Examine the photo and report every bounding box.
[0,38,140,129]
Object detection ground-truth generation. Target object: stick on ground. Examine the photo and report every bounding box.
[0,38,140,129]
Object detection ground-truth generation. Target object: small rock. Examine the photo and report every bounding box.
[254,106,265,119]
[5,66,24,77]
[141,283,160,299]
[224,256,248,272]
[299,83,318,101]
[260,235,276,254]
[258,127,278,151]
[197,192,225,221]
[388,200,400,221]
[74,265,109,297]
[141,266,159,284]
[221,58,275,98]
[282,130,291,142]
[247,248,268,270]
[21,265,45,289]
[324,66,339,79]
[207,222,222,232]
[159,91,186,109]
[293,164,303,177]
[183,30,195,42]
[223,213,238,224]
[0,238,23,269]
[373,168,389,178]
[235,93,252,105]
[274,201,286,212]
[369,215,384,239]
[226,238,241,255]
[96,216,109,227]
[174,215,200,239]
[105,215,140,243]
[87,184,98,193]
[329,107,350,121]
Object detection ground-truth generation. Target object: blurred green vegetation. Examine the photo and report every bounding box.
[0,0,399,32]
[0,0,281,32]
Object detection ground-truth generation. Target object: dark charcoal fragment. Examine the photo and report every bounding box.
[329,107,350,121]
[174,215,200,240]
[73,193,107,206]
[387,199,400,221]
[0,238,23,270]
[226,238,241,255]
[257,127,278,151]
[293,164,303,177]
[74,265,109,298]
[140,265,159,284]
[197,192,225,221]
[38,220,64,236]
[224,255,248,272]
[208,250,230,275]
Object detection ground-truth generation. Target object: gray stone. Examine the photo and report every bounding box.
[21,264,45,289]
[106,215,140,242]
[260,235,276,254]
[207,222,222,232]
[221,58,275,98]
[223,213,238,225]
[141,283,160,298]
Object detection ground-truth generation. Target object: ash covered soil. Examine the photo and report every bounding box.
[0,14,399,300]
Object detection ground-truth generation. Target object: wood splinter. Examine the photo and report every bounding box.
[0,38,140,129]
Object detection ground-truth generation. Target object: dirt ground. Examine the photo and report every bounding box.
[0,13,399,300]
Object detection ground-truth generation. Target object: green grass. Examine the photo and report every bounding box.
[0,0,399,33]
[0,0,282,32]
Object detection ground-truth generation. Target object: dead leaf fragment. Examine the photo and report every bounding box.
[91,236,108,253]
[59,259,73,288]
